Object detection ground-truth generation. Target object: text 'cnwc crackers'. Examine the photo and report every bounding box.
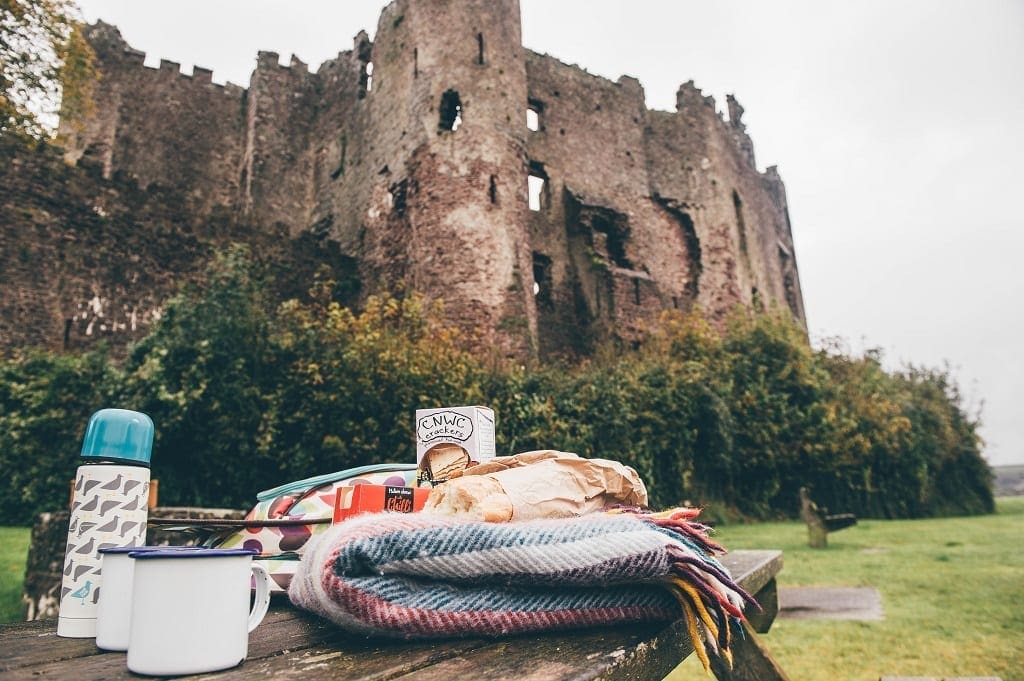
[415,406,495,486]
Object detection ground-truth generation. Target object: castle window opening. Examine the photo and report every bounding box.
[413,48,418,78]
[528,175,545,211]
[331,133,347,179]
[439,89,463,132]
[633,278,641,305]
[477,33,484,65]
[489,175,498,204]
[591,213,631,268]
[751,287,764,312]
[527,99,544,132]
[527,161,549,212]
[526,108,539,131]
[358,57,372,98]
[532,252,553,307]
[732,189,749,259]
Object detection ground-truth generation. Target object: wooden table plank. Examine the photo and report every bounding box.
[0,550,782,680]
[0,618,106,671]
[192,633,495,681]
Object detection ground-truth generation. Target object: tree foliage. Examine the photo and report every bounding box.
[0,348,115,524]
[0,249,994,524]
[1,0,94,140]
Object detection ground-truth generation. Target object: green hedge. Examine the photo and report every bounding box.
[0,248,994,524]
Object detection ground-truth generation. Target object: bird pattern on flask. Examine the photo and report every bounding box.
[82,478,104,496]
[59,469,150,617]
[73,536,96,555]
[69,580,92,605]
[118,521,140,538]
[123,479,143,496]
[120,495,144,512]
[98,474,124,490]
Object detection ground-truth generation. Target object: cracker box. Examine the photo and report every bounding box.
[415,406,496,482]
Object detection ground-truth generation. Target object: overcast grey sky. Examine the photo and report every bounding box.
[74,1,1024,466]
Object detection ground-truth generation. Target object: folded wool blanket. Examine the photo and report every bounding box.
[289,508,757,670]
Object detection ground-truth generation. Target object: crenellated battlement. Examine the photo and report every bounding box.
[157,58,179,74]
[257,50,280,68]
[676,79,717,111]
[192,66,213,84]
[122,46,145,65]
[84,23,241,94]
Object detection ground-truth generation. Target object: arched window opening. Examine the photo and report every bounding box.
[527,160,550,212]
[439,89,463,132]
[532,252,553,307]
[527,99,544,132]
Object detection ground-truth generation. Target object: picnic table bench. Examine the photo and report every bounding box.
[1,550,784,680]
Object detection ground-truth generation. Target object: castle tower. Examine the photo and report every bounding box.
[351,0,536,355]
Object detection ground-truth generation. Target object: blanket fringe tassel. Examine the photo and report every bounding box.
[627,507,760,674]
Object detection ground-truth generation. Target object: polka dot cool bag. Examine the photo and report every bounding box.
[206,463,417,592]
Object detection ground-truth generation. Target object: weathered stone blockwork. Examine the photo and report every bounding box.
[57,0,805,357]
[0,137,355,354]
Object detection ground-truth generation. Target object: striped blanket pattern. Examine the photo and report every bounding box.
[289,508,756,669]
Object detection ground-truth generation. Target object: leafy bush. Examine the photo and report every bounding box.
[0,349,116,524]
[114,247,283,508]
[0,249,994,523]
[269,286,490,483]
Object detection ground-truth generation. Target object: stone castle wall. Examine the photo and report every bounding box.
[52,0,806,357]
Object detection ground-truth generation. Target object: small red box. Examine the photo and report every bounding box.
[333,484,430,523]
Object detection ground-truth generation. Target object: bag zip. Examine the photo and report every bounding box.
[255,463,417,502]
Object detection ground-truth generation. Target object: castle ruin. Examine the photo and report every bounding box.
[59,0,805,357]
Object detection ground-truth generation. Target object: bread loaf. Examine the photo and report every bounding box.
[423,475,513,522]
[423,451,648,522]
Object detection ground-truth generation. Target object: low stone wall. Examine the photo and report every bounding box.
[21,506,245,621]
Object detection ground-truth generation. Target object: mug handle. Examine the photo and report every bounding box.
[248,564,272,633]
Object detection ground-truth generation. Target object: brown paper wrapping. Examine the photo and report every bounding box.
[457,450,647,520]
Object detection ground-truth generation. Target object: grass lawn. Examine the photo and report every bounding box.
[0,526,31,623]
[668,496,1024,681]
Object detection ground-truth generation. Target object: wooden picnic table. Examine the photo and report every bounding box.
[0,550,784,681]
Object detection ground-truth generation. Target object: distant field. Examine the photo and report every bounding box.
[993,464,1024,496]
[0,527,31,623]
[668,496,1024,681]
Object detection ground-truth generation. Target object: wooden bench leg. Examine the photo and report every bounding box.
[709,620,791,681]
[744,577,779,634]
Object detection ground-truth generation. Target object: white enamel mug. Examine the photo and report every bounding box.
[126,548,272,676]
[96,545,204,651]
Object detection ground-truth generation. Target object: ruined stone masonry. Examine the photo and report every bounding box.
[57,0,805,357]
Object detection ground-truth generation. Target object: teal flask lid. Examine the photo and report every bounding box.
[80,409,154,464]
